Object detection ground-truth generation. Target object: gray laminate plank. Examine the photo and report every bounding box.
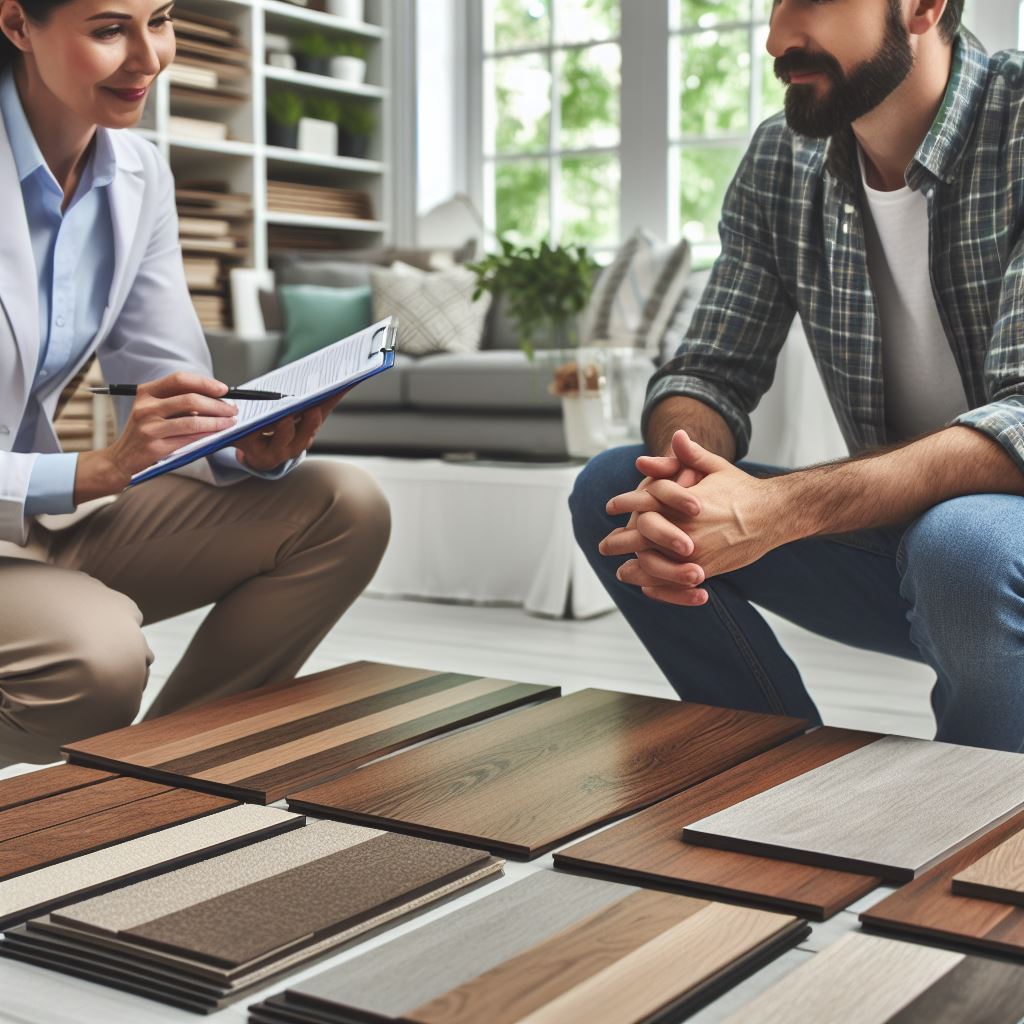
[684,736,1024,881]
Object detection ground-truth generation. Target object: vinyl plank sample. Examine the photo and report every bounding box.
[0,786,235,882]
[288,688,807,859]
[63,661,559,803]
[554,728,881,919]
[255,872,808,1024]
[683,735,1024,882]
[952,829,1024,905]
[0,805,302,928]
[0,763,113,812]
[722,932,1024,1023]
[861,808,1024,959]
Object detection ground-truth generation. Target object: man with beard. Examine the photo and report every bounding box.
[570,0,1024,752]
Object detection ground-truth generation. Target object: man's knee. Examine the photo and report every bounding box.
[569,444,645,547]
[299,459,391,562]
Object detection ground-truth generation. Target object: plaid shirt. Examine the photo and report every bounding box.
[646,33,1024,472]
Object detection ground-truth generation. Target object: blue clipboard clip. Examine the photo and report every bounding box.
[371,321,398,359]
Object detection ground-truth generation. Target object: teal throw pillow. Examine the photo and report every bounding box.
[277,283,373,366]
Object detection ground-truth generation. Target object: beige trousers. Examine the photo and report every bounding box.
[0,460,390,767]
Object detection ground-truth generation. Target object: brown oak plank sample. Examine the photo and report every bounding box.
[63,661,559,803]
[683,735,1024,882]
[0,764,113,813]
[861,808,1024,959]
[952,829,1024,906]
[288,689,807,859]
[0,787,236,881]
[554,728,881,919]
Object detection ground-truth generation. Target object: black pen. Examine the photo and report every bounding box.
[89,386,289,400]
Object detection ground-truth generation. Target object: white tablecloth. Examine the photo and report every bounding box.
[321,455,614,619]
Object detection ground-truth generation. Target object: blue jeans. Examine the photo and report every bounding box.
[570,444,1024,752]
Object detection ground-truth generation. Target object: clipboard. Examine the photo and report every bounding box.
[130,317,398,485]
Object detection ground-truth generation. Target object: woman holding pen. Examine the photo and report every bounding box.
[0,0,389,765]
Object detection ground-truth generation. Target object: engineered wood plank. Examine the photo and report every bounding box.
[683,735,1024,882]
[63,662,560,803]
[0,806,301,929]
[554,728,881,920]
[860,808,1024,959]
[287,689,807,859]
[0,787,234,882]
[885,955,1024,1023]
[0,764,113,813]
[952,829,1024,906]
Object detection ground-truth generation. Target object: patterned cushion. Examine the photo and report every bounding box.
[371,265,491,356]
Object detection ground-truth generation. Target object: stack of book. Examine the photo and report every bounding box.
[176,183,252,330]
[53,361,115,453]
[169,8,250,111]
[266,180,374,221]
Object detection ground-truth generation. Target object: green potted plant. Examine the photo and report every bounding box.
[330,37,368,83]
[337,102,376,159]
[294,31,334,75]
[266,90,303,149]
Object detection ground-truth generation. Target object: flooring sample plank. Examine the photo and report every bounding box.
[0,805,302,929]
[0,786,235,882]
[256,871,808,1024]
[554,727,881,919]
[0,764,113,812]
[952,829,1024,906]
[288,688,807,859]
[861,808,1024,959]
[683,735,1024,882]
[722,932,1024,1023]
[63,661,559,802]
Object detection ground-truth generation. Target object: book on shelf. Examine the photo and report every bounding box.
[168,115,229,141]
[173,9,237,43]
[180,236,247,254]
[183,257,221,289]
[178,216,231,237]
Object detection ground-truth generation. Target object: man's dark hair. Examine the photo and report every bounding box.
[939,0,965,44]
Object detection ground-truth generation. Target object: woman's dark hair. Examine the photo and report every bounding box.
[0,0,74,68]
[939,0,965,44]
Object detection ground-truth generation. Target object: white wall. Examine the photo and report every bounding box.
[964,0,1020,52]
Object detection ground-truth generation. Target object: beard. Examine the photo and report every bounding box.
[774,0,915,139]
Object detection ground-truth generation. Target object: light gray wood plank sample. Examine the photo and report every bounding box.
[683,735,1024,881]
[952,828,1024,905]
[0,806,301,929]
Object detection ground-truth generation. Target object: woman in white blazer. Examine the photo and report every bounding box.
[0,0,389,765]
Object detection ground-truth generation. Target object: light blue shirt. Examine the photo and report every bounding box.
[1,67,115,516]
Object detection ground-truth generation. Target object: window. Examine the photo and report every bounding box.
[481,0,622,250]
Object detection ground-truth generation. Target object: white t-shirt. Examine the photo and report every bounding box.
[858,149,969,441]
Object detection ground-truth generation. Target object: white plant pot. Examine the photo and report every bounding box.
[330,56,367,83]
[297,116,338,157]
[326,0,364,21]
[561,393,607,459]
[266,52,296,70]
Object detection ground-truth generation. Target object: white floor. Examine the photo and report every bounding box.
[0,595,936,1024]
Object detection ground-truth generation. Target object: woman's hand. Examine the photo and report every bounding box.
[233,391,346,472]
[74,372,238,502]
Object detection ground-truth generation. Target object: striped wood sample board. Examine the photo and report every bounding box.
[555,728,881,919]
[0,763,113,813]
[861,807,1024,959]
[2,821,502,1012]
[952,828,1024,906]
[724,932,1024,1023]
[248,872,808,1024]
[683,735,1024,881]
[288,688,808,859]
[64,661,559,802]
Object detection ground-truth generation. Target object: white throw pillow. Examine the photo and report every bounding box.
[371,264,491,356]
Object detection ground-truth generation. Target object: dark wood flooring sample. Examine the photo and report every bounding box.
[862,808,1024,959]
[63,661,560,803]
[554,728,881,919]
[0,764,113,813]
[0,787,236,881]
[288,688,807,859]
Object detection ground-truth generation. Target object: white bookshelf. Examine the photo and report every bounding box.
[137,0,392,313]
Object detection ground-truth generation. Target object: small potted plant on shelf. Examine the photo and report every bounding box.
[337,102,376,159]
[299,95,341,156]
[294,31,334,76]
[330,37,368,83]
[266,90,303,149]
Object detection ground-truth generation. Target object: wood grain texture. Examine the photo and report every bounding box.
[0,787,235,882]
[861,808,1024,959]
[952,829,1024,906]
[886,955,1024,1023]
[683,735,1024,882]
[63,662,559,803]
[554,728,881,920]
[0,764,113,813]
[287,689,807,859]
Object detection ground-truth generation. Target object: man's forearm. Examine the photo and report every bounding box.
[645,396,737,462]
[773,425,1024,543]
